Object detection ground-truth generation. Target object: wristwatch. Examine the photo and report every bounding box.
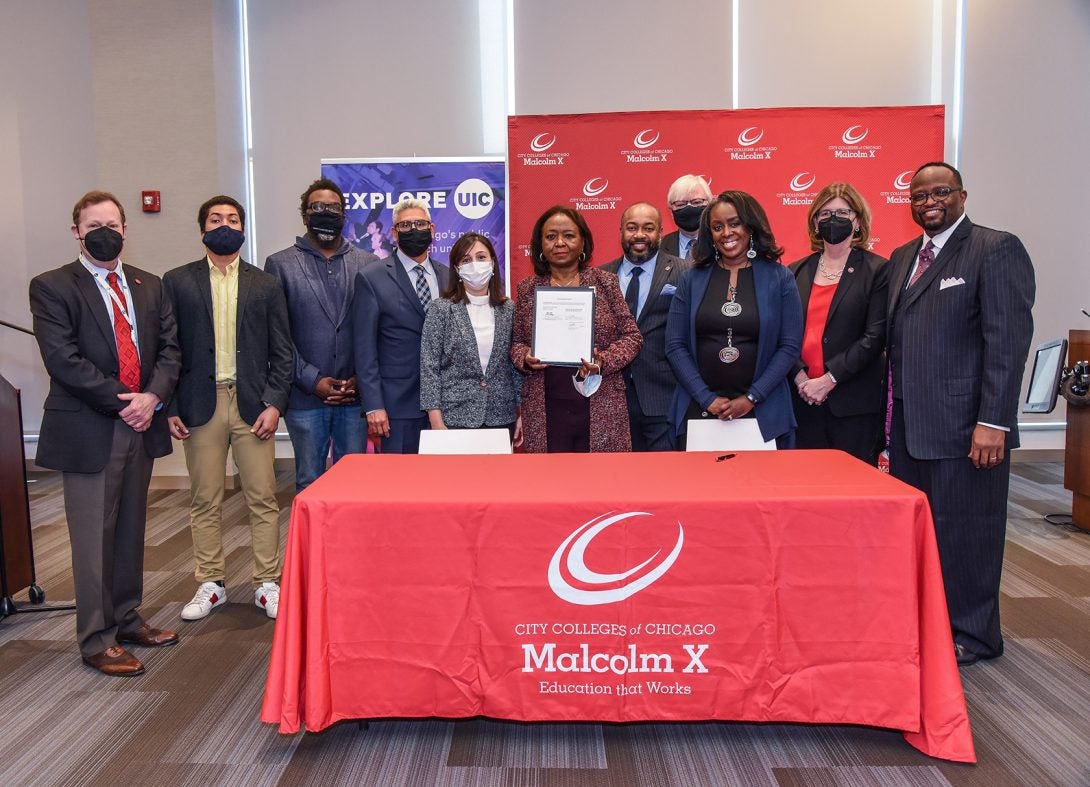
[746,393,760,405]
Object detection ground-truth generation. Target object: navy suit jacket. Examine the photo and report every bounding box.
[601,253,690,417]
[888,217,1035,459]
[163,258,293,427]
[353,255,451,419]
[665,258,803,443]
[29,260,180,472]
[264,237,377,410]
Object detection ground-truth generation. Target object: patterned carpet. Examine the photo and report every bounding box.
[0,461,1086,786]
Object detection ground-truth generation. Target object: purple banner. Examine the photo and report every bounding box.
[322,158,507,282]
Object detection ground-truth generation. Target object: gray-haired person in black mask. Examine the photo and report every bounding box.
[660,174,713,261]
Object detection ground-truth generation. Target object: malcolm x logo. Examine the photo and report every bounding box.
[548,512,684,605]
[530,132,557,152]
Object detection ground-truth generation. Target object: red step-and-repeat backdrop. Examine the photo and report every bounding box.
[508,105,945,286]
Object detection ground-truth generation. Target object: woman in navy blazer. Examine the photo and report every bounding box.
[665,190,803,448]
[419,233,522,440]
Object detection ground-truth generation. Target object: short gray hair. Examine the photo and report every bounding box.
[392,198,432,223]
[666,174,712,205]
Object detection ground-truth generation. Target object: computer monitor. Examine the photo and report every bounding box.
[1023,338,1067,414]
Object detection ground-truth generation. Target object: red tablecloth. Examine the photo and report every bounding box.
[261,451,974,762]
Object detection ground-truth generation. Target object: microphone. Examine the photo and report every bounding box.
[1081,308,1090,320]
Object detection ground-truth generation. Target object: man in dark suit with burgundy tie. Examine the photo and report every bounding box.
[887,162,1035,665]
[29,191,181,676]
[602,202,690,450]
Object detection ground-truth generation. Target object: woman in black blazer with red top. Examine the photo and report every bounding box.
[790,182,888,464]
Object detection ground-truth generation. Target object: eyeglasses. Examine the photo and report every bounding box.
[307,201,343,215]
[669,198,709,210]
[395,219,432,232]
[815,208,856,221]
[909,186,957,205]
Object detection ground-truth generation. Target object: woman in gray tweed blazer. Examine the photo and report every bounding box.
[419,233,522,441]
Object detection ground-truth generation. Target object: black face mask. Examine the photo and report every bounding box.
[81,226,124,263]
[307,211,345,243]
[671,205,703,233]
[202,226,246,256]
[397,228,433,258]
[817,215,854,245]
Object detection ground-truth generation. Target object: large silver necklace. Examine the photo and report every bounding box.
[817,253,844,282]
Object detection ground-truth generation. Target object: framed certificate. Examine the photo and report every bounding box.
[531,286,596,367]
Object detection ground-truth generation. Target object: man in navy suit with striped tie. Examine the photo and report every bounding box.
[887,162,1035,666]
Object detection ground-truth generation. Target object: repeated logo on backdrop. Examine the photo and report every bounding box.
[509,106,944,285]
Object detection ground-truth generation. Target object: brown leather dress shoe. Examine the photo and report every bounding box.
[117,624,180,648]
[82,645,145,676]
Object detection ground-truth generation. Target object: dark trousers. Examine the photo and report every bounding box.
[62,419,153,656]
[625,382,674,451]
[381,415,427,454]
[793,395,883,465]
[889,400,1009,658]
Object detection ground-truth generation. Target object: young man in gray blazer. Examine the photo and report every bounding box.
[30,191,181,676]
[887,162,1035,666]
[164,196,293,622]
[602,203,690,450]
[264,179,377,490]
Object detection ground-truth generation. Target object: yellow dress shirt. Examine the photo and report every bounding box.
[208,257,239,382]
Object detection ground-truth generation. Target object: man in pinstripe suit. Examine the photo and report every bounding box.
[887,162,1035,665]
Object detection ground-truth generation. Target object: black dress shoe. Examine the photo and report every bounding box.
[954,643,980,666]
[117,624,180,648]
[82,645,145,676]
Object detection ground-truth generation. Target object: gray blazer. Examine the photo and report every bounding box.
[419,298,520,428]
[264,237,377,410]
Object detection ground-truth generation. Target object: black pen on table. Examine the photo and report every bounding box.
[715,453,736,462]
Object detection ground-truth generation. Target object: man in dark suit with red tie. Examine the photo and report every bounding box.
[887,163,1035,666]
[29,191,181,676]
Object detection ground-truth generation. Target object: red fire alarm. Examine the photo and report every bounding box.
[142,190,161,213]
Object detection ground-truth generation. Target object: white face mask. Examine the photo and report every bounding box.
[458,260,494,290]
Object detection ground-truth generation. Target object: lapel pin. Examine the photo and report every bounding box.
[133,277,142,285]
[847,268,854,274]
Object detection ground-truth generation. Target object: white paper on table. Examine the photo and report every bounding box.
[418,428,513,455]
[685,418,776,451]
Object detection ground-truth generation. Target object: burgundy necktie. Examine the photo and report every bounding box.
[907,240,935,288]
[106,272,141,392]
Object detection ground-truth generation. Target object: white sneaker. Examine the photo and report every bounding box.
[254,582,280,619]
[181,581,227,621]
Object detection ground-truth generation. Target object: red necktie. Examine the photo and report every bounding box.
[907,240,935,288]
[106,272,141,392]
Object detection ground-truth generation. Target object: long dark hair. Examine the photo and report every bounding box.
[692,190,783,266]
[529,206,594,276]
[443,232,506,306]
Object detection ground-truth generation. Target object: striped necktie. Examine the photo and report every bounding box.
[413,264,431,307]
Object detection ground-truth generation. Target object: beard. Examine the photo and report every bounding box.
[622,240,659,265]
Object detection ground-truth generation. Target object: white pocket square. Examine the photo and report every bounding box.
[661,284,677,296]
[939,277,966,290]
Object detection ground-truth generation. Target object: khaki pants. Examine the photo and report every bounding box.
[184,384,281,588]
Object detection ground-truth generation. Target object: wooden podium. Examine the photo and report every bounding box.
[1065,330,1090,529]
[0,373,41,616]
